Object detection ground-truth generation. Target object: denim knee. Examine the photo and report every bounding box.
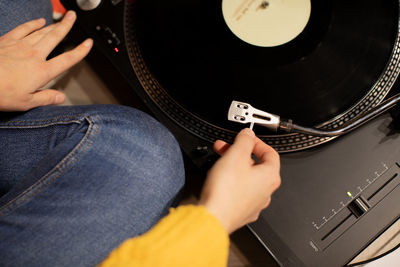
[84,105,186,224]
[87,105,186,201]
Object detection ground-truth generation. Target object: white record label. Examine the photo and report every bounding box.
[222,0,311,47]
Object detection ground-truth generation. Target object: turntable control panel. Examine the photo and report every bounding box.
[95,24,121,52]
[251,113,400,266]
[62,0,125,57]
[66,0,127,59]
[311,162,400,251]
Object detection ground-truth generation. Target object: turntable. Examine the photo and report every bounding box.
[62,0,400,266]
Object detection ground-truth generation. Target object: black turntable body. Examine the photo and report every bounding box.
[62,0,400,266]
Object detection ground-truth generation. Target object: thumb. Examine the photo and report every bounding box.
[30,89,65,108]
[224,128,256,160]
[213,140,230,156]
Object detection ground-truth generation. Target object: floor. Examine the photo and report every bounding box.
[47,58,400,267]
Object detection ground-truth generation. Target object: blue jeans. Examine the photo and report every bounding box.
[0,0,53,36]
[0,105,185,266]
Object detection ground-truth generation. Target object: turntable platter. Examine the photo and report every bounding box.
[124,0,400,152]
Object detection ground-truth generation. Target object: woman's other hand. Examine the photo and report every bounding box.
[0,11,93,111]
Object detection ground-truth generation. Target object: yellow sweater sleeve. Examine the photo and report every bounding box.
[99,205,229,267]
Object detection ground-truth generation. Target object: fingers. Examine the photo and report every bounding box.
[262,197,271,209]
[27,89,65,110]
[1,18,46,40]
[35,11,77,58]
[213,140,230,156]
[46,38,93,80]
[253,138,279,166]
[25,24,56,45]
[10,90,65,111]
[216,129,279,171]
[243,136,281,194]
[224,128,256,160]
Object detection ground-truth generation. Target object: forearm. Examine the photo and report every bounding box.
[99,205,229,267]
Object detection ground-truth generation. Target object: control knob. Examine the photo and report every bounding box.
[76,0,101,11]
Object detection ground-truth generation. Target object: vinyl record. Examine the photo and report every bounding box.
[124,0,400,152]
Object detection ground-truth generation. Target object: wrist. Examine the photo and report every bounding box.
[198,200,234,234]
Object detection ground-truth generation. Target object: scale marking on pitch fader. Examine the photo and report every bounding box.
[312,162,389,230]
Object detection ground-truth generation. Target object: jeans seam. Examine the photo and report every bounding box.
[0,115,84,128]
[0,115,101,216]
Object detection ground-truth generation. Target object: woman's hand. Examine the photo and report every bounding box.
[199,128,281,234]
[0,11,93,112]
